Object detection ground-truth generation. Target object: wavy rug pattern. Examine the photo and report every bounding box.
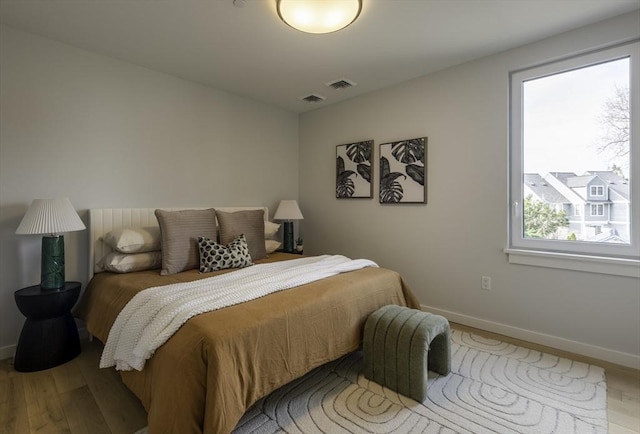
[137,330,608,434]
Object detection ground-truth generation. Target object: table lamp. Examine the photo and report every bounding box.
[16,198,86,290]
[273,200,304,253]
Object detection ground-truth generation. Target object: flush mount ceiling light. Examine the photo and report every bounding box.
[277,0,362,34]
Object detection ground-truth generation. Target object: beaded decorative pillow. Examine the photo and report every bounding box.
[198,234,253,272]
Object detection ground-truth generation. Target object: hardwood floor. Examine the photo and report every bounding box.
[1,339,147,434]
[1,324,638,434]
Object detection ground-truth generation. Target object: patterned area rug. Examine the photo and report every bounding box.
[134,330,608,434]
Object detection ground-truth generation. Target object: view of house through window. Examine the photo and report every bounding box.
[522,57,631,245]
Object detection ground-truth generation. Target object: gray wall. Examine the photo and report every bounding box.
[0,25,299,355]
[299,12,640,367]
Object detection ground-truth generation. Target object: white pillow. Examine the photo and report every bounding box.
[100,251,162,273]
[264,221,280,239]
[103,226,161,253]
[265,239,281,254]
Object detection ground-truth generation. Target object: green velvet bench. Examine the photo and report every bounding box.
[363,305,451,402]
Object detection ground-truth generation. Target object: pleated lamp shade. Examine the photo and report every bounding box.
[16,198,85,235]
[273,200,304,221]
[16,198,85,289]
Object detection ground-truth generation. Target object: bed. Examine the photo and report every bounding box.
[75,206,420,434]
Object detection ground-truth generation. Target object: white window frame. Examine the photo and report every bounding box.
[507,40,640,277]
[590,185,604,197]
[590,204,605,217]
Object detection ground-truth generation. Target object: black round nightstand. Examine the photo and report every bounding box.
[14,281,81,372]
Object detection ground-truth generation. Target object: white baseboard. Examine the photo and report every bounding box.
[0,344,15,362]
[422,304,640,370]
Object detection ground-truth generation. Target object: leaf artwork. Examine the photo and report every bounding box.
[357,164,371,182]
[336,156,356,198]
[391,139,425,164]
[379,157,405,203]
[392,138,425,188]
[379,137,427,203]
[346,142,371,164]
[405,164,424,186]
[336,141,373,198]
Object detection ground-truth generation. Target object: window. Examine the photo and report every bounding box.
[590,204,605,216]
[508,41,639,274]
[573,204,582,216]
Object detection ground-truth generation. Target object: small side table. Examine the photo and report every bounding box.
[14,281,81,372]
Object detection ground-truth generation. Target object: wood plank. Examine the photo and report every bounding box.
[608,397,640,432]
[0,376,30,434]
[0,359,10,383]
[51,359,86,395]
[75,341,146,434]
[59,385,111,434]
[610,422,640,434]
[0,376,7,405]
[607,366,640,400]
[22,370,70,433]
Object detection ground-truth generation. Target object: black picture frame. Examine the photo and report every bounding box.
[379,137,427,204]
[336,140,374,199]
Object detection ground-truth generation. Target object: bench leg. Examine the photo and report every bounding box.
[427,329,451,376]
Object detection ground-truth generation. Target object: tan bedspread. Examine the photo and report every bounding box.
[75,253,420,434]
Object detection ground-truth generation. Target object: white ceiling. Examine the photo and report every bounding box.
[1,0,639,113]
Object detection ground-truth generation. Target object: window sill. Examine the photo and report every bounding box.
[504,248,640,278]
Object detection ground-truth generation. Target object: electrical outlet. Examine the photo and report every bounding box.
[481,276,492,290]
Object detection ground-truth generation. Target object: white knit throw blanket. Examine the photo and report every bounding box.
[100,255,377,371]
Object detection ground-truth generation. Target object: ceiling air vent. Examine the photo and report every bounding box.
[299,94,326,103]
[326,78,356,90]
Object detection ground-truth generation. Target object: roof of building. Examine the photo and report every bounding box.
[524,173,570,203]
[547,172,578,184]
[587,228,629,244]
[565,175,597,188]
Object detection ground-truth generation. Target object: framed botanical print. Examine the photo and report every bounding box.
[336,140,373,198]
[379,137,427,203]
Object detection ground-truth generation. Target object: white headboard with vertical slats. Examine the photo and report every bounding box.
[88,207,268,279]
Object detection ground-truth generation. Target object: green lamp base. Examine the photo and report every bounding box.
[282,221,294,253]
[41,235,65,290]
